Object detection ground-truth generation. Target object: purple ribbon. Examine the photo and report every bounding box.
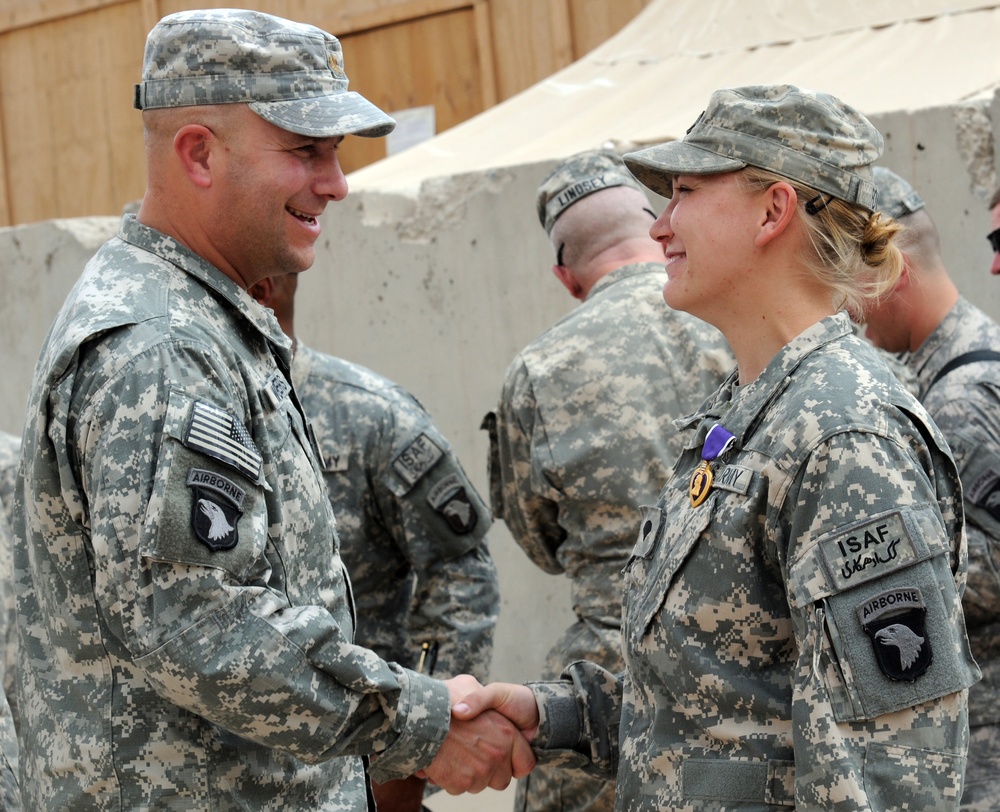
[702,424,735,462]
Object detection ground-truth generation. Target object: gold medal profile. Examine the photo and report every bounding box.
[689,460,712,507]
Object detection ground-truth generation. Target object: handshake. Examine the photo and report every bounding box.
[417,676,542,795]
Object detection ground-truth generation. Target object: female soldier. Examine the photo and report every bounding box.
[454,85,979,811]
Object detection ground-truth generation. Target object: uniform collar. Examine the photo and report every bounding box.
[119,214,293,356]
[907,296,967,385]
[676,312,855,446]
[584,262,662,301]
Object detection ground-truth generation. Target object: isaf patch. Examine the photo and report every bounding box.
[818,511,918,592]
[427,473,477,534]
[857,587,932,682]
[393,433,443,487]
[184,401,262,482]
[187,468,246,551]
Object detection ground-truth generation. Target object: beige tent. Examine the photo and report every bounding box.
[352,0,1000,191]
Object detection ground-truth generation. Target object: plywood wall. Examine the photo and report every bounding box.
[0,0,650,227]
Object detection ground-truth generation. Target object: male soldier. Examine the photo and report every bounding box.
[13,10,531,810]
[859,166,1000,811]
[484,149,733,811]
[249,272,500,812]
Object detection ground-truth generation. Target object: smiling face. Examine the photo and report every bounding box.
[211,107,349,287]
[648,171,761,326]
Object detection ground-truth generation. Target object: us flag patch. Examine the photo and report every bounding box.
[184,401,262,482]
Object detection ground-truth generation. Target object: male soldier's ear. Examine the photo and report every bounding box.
[174,124,216,188]
[551,264,585,301]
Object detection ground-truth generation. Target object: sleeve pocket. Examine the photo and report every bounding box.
[788,507,978,721]
[135,389,267,583]
[862,741,966,810]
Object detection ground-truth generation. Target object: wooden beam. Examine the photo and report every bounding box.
[473,0,498,108]
[0,32,9,227]
[548,0,574,68]
[138,0,158,35]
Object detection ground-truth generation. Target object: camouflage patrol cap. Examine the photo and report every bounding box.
[134,9,395,138]
[623,84,881,212]
[872,166,926,219]
[536,149,645,234]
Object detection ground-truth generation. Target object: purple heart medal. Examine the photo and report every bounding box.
[689,424,735,507]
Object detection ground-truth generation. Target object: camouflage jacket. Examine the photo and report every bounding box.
[529,314,979,811]
[486,263,733,626]
[0,431,19,733]
[292,345,499,680]
[906,295,1000,727]
[0,439,18,810]
[13,216,450,811]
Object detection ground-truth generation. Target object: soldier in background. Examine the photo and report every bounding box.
[13,9,531,810]
[0,431,19,732]
[859,166,1000,811]
[0,430,18,810]
[460,84,978,811]
[249,272,501,812]
[484,149,733,811]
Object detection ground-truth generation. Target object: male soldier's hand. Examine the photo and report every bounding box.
[419,676,536,794]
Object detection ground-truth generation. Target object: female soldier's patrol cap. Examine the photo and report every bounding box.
[872,166,926,219]
[133,8,395,139]
[623,84,881,212]
[536,149,645,235]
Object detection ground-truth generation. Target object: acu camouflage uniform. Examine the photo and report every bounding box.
[13,217,451,810]
[0,432,19,810]
[0,431,20,729]
[903,296,1000,810]
[291,344,499,680]
[487,256,733,810]
[526,315,978,811]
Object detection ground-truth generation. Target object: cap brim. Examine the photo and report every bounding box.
[624,141,745,198]
[250,92,396,138]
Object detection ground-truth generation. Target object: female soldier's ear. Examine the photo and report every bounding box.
[755,181,798,248]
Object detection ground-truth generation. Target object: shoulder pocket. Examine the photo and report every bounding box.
[138,389,268,582]
[788,506,978,721]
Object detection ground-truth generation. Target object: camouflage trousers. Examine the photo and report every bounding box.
[514,617,622,812]
[962,723,1000,811]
